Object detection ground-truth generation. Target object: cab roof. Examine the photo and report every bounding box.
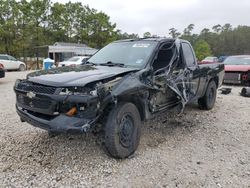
[113,37,188,43]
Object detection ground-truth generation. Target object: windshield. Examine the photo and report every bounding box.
[66,57,80,62]
[224,56,250,65]
[88,41,157,68]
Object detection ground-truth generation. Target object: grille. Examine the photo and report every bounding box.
[224,72,241,84]
[17,81,56,94]
[17,94,52,109]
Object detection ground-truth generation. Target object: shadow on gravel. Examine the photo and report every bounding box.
[0,80,11,85]
[142,104,203,148]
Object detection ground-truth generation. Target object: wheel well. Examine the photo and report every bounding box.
[210,76,219,88]
[100,96,145,123]
[117,96,145,121]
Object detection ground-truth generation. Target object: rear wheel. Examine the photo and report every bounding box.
[105,102,141,158]
[198,80,217,110]
[19,64,25,71]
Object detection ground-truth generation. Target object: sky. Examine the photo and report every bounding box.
[56,0,250,37]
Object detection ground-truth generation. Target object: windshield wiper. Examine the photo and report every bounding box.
[99,61,125,67]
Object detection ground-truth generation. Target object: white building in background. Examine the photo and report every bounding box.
[48,42,98,63]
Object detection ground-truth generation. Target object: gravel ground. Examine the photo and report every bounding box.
[0,71,249,187]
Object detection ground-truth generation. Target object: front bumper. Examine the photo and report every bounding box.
[14,79,101,133]
[16,105,95,133]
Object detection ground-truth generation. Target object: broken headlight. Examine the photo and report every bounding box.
[59,87,97,96]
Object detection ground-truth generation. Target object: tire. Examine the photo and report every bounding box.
[19,64,25,71]
[105,102,141,158]
[198,80,217,110]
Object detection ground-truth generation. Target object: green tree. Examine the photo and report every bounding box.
[0,0,20,55]
[194,39,212,61]
[79,8,118,48]
[212,24,221,33]
[183,24,194,35]
[222,23,232,32]
[49,2,69,42]
[169,28,180,38]
[181,24,197,45]
[0,0,121,56]
[117,31,139,39]
[143,32,151,38]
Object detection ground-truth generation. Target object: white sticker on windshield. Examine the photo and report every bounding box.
[132,43,150,48]
[135,59,143,64]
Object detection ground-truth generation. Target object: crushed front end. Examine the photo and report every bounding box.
[14,79,99,133]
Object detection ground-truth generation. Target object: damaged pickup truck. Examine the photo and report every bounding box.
[14,38,224,158]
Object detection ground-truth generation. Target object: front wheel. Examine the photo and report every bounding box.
[105,102,141,158]
[198,80,217,110]
[19,64,26,71]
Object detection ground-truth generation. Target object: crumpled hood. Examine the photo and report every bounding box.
[225,64,250,72]
[27,65,139,87]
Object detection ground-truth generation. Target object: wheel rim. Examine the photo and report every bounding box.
[208,87,215,104]
[119,114,134,148]
[20,65,25,71]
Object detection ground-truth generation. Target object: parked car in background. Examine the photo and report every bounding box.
[58,56,89,67]
[218,56,228,62]
[200,56,219,64]
[0,54,26,71]
[0,63,5,78]
[223,55,250,85]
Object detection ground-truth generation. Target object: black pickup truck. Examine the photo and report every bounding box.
[14,38,224,158]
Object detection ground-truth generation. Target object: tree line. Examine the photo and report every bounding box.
[146,24,250,60]
[0,0,127,57]
[1,0,250,60]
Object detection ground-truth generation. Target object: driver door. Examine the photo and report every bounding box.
[151,43,180,110]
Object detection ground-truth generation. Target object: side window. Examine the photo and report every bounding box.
[0,55,8,60]
[152,43,174,71]
[8,56,16,61]
[182,43,196,67]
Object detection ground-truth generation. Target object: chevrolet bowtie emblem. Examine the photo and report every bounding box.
[27,91,36,99]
